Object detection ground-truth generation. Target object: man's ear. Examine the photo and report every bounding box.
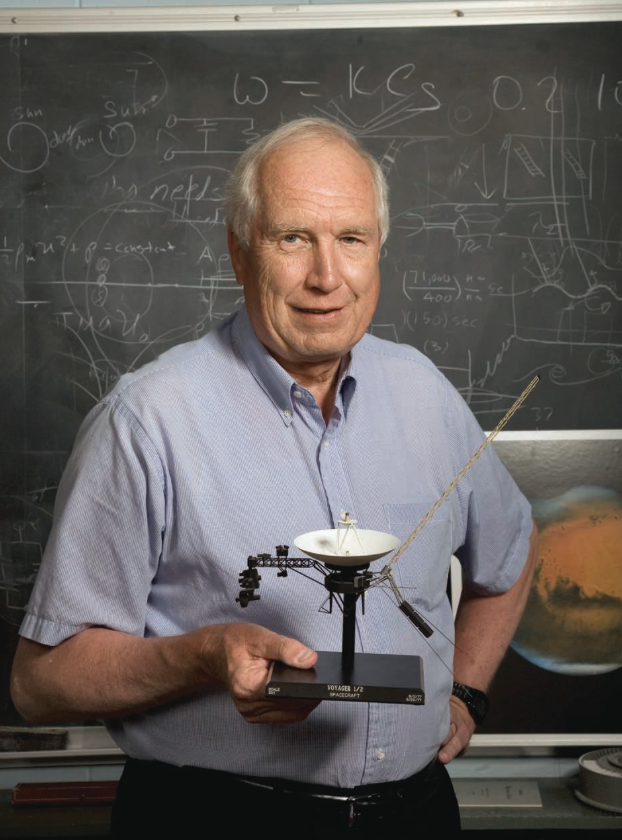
[228,228,246,288]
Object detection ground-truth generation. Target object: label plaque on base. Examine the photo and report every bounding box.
[266,651,424,704]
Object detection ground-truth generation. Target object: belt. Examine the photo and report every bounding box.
[236,760,438,828]
[238,757,436,800]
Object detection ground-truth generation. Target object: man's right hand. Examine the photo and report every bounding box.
[12,623,319,725]
[199,623,320,723]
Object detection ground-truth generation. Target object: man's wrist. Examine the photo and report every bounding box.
[451,681,490,725]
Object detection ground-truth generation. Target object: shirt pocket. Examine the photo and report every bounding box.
[383,502,453,613]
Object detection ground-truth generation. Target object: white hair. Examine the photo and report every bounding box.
[224,117,390,248]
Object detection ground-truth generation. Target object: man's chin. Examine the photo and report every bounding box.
[272,340,352,371]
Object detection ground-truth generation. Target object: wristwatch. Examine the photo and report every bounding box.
[451,681,490,725]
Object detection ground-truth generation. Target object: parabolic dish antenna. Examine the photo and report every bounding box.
[294,528,400,566]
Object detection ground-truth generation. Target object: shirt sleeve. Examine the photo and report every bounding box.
[19,398,167,646]
[444,383,533,594]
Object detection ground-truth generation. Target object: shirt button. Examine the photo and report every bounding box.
[323,440,330,448]
[376,750,386,761]
[293,390,302,399]
[283,409,292,418]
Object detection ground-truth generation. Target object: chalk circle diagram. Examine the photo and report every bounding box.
[447,91,493,137]
[60,166,237,396]
[0,47,167,175]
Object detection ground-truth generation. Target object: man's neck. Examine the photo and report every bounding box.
[275,354,349,426]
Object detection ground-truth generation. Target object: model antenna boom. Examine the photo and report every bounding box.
[377,375,540,582]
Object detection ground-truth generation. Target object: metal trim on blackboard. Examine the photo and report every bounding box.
[1,1,622,35]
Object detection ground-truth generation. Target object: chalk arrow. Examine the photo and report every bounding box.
[474,144,497,199]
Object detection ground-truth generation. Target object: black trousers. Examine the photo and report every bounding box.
[111,756,461,836]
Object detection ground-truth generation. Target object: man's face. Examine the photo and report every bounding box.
[229,137,381,373]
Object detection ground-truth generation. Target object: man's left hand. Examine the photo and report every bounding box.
[437,695,475,764]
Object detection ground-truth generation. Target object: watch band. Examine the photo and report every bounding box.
[451,681,490,725]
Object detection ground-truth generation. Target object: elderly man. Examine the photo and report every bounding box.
[12,118,537,835]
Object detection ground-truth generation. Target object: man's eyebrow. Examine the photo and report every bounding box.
[340,226,376,237]
[265,223,309,236]
[265,223,376,237]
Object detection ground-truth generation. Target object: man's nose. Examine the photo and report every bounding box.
[306,242,342,291]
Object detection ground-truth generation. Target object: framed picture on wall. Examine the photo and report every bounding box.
[455,430,622,744]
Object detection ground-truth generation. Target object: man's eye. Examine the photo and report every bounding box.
[342,236,361,245]
[283,234,300,244]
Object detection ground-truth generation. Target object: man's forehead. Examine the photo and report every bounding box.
[256,137,377,220]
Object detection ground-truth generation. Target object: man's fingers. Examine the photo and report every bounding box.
[202,623,321,723]
[440,720,458,748]
[438,696,475,764]
[242,625,317,670]
[271,634,318,670]
[242,698,321,724]
[220,625,320,724]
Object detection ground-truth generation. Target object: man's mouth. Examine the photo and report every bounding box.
[296,307,342,314]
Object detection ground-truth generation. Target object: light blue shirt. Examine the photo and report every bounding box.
[21,306,532,787]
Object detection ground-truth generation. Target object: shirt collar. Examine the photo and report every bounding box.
[231,305,358,425]
[339,353,358,415]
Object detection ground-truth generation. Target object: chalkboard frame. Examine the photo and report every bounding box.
[1,0,622,36]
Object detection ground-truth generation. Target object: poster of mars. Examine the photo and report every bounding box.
[483,432,622,738]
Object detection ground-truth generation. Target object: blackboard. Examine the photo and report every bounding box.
[1,22,621,724]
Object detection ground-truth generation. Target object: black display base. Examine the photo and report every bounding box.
[266,651,425,704]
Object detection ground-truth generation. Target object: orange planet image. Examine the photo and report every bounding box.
[511,486,622,675]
